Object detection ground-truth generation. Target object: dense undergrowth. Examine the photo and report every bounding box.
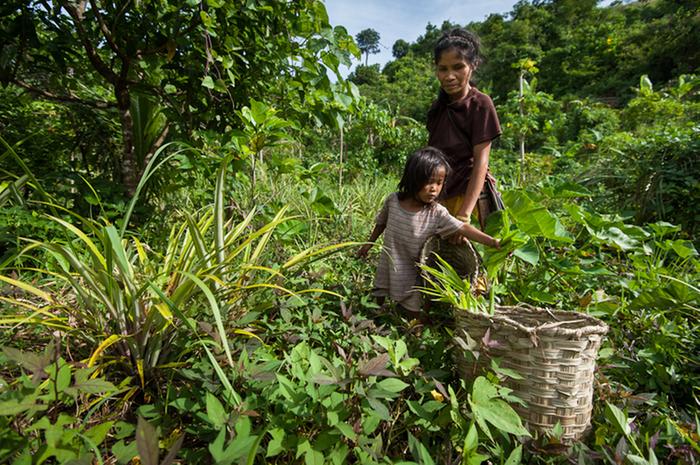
[1,23,699,465]
[1,150,698,464]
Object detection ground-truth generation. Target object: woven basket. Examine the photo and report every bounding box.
[419,236,481,286]
[454,305,609,442]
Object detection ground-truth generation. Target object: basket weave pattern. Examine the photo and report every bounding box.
[454,305,609,442]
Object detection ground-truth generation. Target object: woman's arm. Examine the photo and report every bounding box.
[357,223,386,258]
[456,140,491,219]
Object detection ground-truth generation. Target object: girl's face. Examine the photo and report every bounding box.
[436,48,472,101]
[417,166,446,204]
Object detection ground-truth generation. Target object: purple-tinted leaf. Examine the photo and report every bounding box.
[136,416,159,465]
[614,437,628,464]
[358,353,390,376]
[481,328,503,349]
[650,431,659,450]
[433,379,449,400]
[340,301,353,321]
[334,343,347,361]
[2,347,49,378]
[354,319,374,332]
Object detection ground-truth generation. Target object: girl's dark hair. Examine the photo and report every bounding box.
[397,147,451,200]
[433,28,482,68]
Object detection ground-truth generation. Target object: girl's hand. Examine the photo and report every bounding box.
[492,238,500,249]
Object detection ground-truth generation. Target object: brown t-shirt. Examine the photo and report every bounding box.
[427,87,502,198]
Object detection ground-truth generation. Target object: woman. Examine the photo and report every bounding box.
[427,28,502,230]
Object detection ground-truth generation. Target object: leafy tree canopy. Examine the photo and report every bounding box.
[0,0,359,195]
[356,28,381,65]
[392,39,409,59]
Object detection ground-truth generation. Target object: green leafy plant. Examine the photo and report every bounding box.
[418,255,488,313]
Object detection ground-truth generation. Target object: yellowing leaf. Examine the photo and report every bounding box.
[155,303,173,321]
[431,390,445,403]
[88,334,122,367]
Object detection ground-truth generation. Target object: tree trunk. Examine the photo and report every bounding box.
[116,83,139,197]
[518,70,526,185]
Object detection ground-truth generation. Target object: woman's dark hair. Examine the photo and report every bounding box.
[397,147,451,200]
[433,28,482,68]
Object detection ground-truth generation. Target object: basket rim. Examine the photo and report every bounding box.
[454,303,609,337]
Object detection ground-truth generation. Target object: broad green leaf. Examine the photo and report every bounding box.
[463,422,478,453]
[266,428,285,457]
[366,397,391,421]
[206,393,227,429]
[671,240,697,258]
[408,433,436,465]
[0,397,44,415]
[55,362,72,392]
[504,445,522,465]
[73,378,117,395]
[305,449,324,465]
[503,191,572,242]
[596,226,638,251]
[513,240,539,265]
[469,377,530,437]
[376,378,409,393]
[202,76,215,89]
[112,439,138,464]
[605,403,631,436]
[2,346,48,373]
[85,421,114,446]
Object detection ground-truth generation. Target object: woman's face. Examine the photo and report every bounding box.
[436,48,472,101]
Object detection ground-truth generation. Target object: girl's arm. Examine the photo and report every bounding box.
[357,223,386,258]
[459,221,499,248]
[456,140,491,219]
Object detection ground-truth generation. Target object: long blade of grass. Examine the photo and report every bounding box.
[214,159,227,266]
[247,206,288,267]
[148,283,241,405]
[227,212,294,263]
[0,174,29,206]
[105,224,134,284]
[0,274,53,302]
[120,142,196,237]
[224,208,257,248]
[0,135,54,206]
[184,212,210,264]
[178,271,235,369]
[88,334,123,367]
[282,241,358,269]
[46,215,107,269]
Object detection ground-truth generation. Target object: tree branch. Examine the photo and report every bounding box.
[59,0,118,83]
[13,79,116,108]
[89,0,128,63]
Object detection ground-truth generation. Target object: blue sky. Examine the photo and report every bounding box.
[324,0,617,76]
[324,0,524,75]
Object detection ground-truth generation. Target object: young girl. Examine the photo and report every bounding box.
[357,147,499,316]
[427,28,503,231]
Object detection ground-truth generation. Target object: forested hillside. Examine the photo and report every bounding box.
[0,0,698,463]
